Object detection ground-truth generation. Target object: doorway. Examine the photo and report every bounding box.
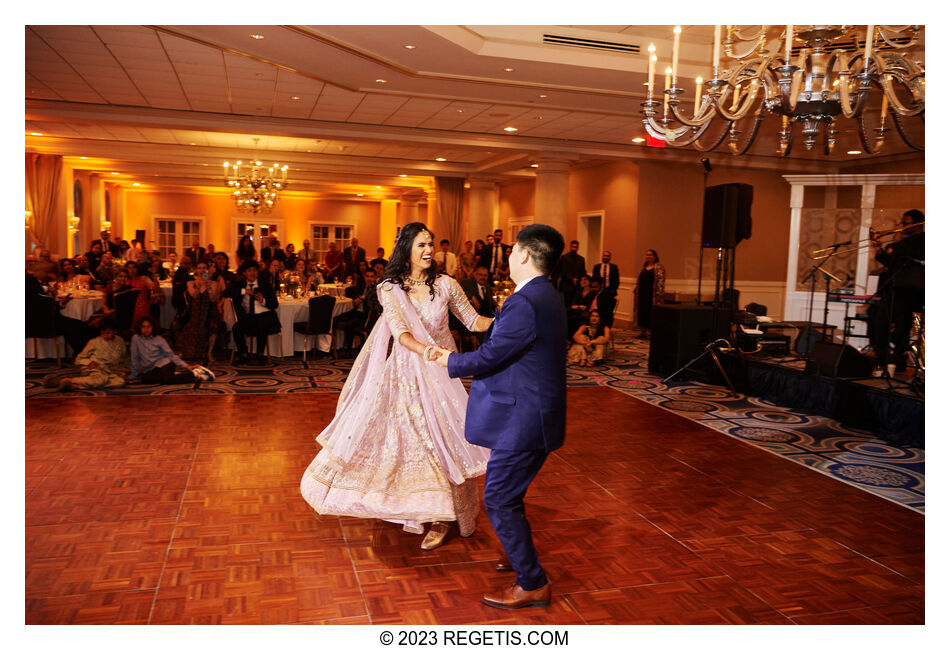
[577,211,604,269]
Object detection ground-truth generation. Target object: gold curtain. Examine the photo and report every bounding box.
[25,153,63,250]
[435,177,464,252]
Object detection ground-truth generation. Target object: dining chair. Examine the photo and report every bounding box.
[26,297,61,367]
[293,294,336,365]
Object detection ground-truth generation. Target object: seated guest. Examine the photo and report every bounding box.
[163,252,180,273]
[26,254,37,274]
[86,241,103,271]
[125,261,156,326]
[284,243,298,269]
[567,274,597,335]
[260,236,287,265]
[171,255,194,316]
[74,255,97,285]
[306,259,326,288]
[263,258,284,291]
[89,268,138,330]
[27,261,89,356]
[283,258,311,294]
[43,317,128,391]
[369,247,387,268]
[371,260,386,282]
[334,268,378,356]
[129,315,200,384]
[236,235,257,264]
[211,252,234,286]
[57,258,88,290]
[93,251,118,286]
[205,243,216,261]
[346,271,366,296]
[178,260,221,365]
[227,260,280,365]
[147,254,169,282]
[567,310,611,367]
[588,277,616,328]
[460,265,495,319]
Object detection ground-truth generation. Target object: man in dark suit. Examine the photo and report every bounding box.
[591,250,620,296]
[369,247,388,268]
[478,229,509,280]
[259,236,287,265]
[94,231,121,256]
[227,260,280,365]
[588,276,616,327]
[342,238,366,277]
[438,224,566,609]
[186,242,207,266]
[460,265,495,318]
[554,240,586,305]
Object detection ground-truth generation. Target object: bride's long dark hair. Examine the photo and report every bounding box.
[383,221,440,299]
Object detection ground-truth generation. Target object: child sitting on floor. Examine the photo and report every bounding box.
[43,317,128,391]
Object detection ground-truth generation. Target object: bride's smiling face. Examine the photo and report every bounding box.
[410,230,435,273]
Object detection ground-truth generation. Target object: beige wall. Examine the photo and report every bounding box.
[498,180,534,242]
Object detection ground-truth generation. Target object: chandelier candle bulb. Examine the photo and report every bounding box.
[864,25,874,68]
[695,77,703,114]
[664,67,671,116]
[671,26,682,86]
[713,25,721,78]
[647,44,656,98]
[785,26,793,61]
[881,92,888,127]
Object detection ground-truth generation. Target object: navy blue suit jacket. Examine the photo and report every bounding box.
[448,275,567,452]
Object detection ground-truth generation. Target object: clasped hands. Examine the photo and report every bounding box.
[422,345,452,367]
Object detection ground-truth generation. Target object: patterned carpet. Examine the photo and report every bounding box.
[25,329,924,512]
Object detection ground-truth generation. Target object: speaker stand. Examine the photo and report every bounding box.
[662,338,739,397]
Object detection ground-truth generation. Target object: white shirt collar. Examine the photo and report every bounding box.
[513,276,537,293]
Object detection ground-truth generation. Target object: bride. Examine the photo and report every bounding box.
[300,222,495,549]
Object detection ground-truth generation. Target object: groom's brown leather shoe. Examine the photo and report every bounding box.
[481,582,551,609]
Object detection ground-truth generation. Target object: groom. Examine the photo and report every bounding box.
[436,224,567,608]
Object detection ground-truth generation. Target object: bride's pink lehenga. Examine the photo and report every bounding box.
[300,275,490,535]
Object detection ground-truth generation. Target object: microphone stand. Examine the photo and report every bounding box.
[799,243,843,356]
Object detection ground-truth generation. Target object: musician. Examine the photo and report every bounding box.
[870,209,924,374]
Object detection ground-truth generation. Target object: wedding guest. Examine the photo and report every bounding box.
[227,260,280,365]
[129,315,200,384]
[324,241,343,281]
[457,240,475,280]
[284,243,298,269]
[591,250,620,297]
[343,237,366,277]
[171,255,194,316]
[434,239,458,277]
[567,310,611,367]
[588,276,616,328]
[236,235,257,263]
[298,239,317,265]
[27,261,89,356]
[147,254,169,282]
[634,249,666,339]
[125,261,155,326]
[211,252,234,286]
[93,251,117,286]
[86,241,104,270]
[186,241,207,265]
[44,317,128,391]
[178,260,221,365]
[163,252,180,273]
[260,236,287,265]
[92,268,137,329]
[334,268,377,357]
[263,258,284,290]
[57,258,88,290]
[369,247,388,268]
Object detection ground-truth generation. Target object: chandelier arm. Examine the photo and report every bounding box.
[823,121,836,156]
[690,121,733,152]
[726,105,767,155]
[880,56,925,117]
[779,123,795,157]
[838,54,873,119]
[716,79,763,122]
[668,94,719,127]
[642,119,692,141]
[725,26,768,59]
[876,26,920,49]
[657,118,718,148]
[890,111,925,151]
[856,112,885,154]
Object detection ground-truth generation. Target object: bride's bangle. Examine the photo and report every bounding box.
[422,345,433,361]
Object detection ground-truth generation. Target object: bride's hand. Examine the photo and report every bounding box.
[433,347,450,367]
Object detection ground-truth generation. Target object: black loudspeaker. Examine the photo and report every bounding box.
[794,328,824,355]
[648,305,730,376]
[702,183,753,248]
[806,341,874,378]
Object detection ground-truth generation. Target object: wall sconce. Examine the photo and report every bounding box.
[25,210,32,230]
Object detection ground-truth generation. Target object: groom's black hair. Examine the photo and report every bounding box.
[515,224,564,274]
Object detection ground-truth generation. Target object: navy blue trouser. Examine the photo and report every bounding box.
[483,448,549,591]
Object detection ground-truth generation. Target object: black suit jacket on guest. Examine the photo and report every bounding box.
[260,247,287,265]
[171,267,193,314]
[460,278,496,318]
[478,242,510,272]
[185,246,206,264]
[591,263,620,295]
[342,246,366,275]
[227,278,279,320]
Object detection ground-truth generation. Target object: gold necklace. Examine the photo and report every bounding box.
[404,275,427,286]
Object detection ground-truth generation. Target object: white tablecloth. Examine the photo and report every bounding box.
[26,295,102,359]
[221,297,354,357]
[317,283,350,298]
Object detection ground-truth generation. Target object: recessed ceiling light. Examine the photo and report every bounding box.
[435,157,446,162]
[504,126,519,132]
[530,163,539,168]
[291,96,300,100]
[356,193,364,197]
[399,174,407,177]
[250,34,264,40]
[29,132,43,136]
[404,44,416,49]
[539,94,547,98]
[133,182,140,186]
[632,137,646,143]
[847,150,862,155]
[533,116,543,120]
[190,142,196,145]
[110,172,119,175]
[80,156,87,160]
[375,79,387,84]
[256,73,264,78]
[375,185,382,189]
[504,67,514,72]
[457,109,464,113]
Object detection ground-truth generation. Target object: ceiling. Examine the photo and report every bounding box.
[25,25,925,200]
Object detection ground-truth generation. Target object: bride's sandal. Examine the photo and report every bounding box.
[421,521,451,550]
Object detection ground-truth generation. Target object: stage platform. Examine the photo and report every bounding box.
[669,350,924,449]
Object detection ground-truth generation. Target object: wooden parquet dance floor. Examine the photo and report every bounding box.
[25,387,923,624]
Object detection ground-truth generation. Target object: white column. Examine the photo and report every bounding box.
[856,183,877,295]
[783,182,805,320]
[533,155,572,235]
[467,176,498,242]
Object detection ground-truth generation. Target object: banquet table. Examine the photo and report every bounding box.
[316,283,350,298]
[25,291,102,359]
[221,296,354,357]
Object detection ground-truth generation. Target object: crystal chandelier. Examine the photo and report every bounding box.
[640,25,924,155]
[223,138,289,213]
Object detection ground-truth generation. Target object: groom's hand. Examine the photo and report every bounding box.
[434,347,451,367]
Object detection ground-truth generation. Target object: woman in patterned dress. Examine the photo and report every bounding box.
[301,222,495,549]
